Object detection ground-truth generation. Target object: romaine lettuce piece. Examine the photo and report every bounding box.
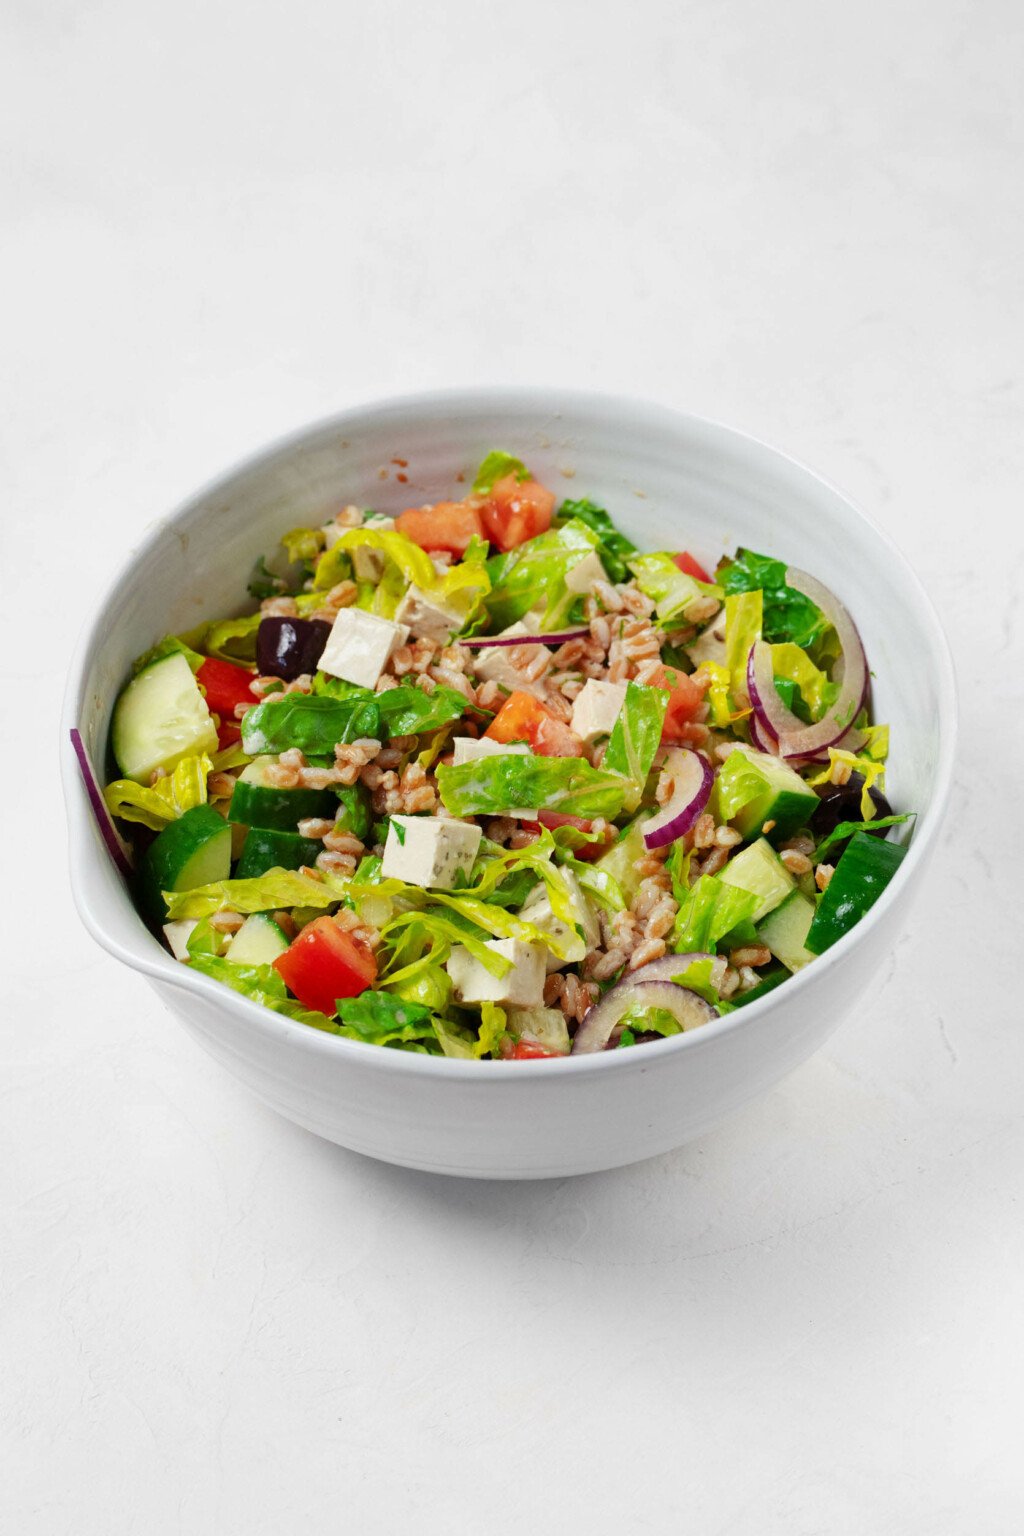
[671,874,760,953]
[484,519,600,631]
[723,590,762,704]
[718,548,826,649]
[187,953,339,1031]
[163,867,350,920]
[335,991,437,1047]
[771,642,837,721]
[603,680,669,811]
[628,552,719,623]
[555,498,638,583]
[241,694,381,756]
[436,753,627,821]
[473,451,529,494]
[104,751,213,831]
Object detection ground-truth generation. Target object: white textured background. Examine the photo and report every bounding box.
[3,2,1022,1531]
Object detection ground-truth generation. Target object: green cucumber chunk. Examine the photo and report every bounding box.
[731,967,789,1007]
[806,831,907,954]
[757,890,817,972]
[228,756,337,830]
[719,838,795,922]
[227,913,289,966]
[235,826,322,879]
[720,746,820,844]
[111,652,217,783]
[139,804,232,920]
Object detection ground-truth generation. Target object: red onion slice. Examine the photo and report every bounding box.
[742,569,869,762]
[69,728,134,878]
[572,976,718,1055]
[464,628,590,648]
[642,748,713,849]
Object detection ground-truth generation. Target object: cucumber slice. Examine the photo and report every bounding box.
[719,838,795,922]
[226,913,289,966]
[235,826,322,879]
[723,746,820,844]
[806,831,907,954]
[228,756,337,830]
[757,890,817,972]
[111,652,218,783]
[731,967,788,1007]
[593,816,652,905]
[139,804,232,920]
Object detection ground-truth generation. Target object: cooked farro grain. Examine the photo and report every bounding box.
[729,945,772,969]
[815,863,835,891]
[780,848,812,876]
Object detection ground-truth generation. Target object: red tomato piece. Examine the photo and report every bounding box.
[273,916,377,1016]
[216,718,242,751]
[197,657,257,718]
[649,664,709,743]
[478,474,555,552]
[510,1040,562,1060]
[394,501,485,556]
[673,550,711,583]
[484,691,582,758]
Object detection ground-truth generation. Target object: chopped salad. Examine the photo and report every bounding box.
[94,451,912,1059]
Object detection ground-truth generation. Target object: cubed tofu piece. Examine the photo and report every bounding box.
[451,736,534,818]
[381,815,482,889]
[564,549,608,595]
[570,678,628,743]
[446,938,547,1007]
[685,610,727,669]
[317,608,409,689]
[472,624,550,697]
[394,583,463,642]
[162,919,198,962]
[520,867,600,971]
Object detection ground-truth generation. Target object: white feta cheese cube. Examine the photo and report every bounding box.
[394,584,463,642]
[520,867,600,971]
[564,549,608,595]
[570,678,628,743]
[451,736,534,818]
[316,609,409,689]
[162,919,198,962]
[381,815,482,889]
[446,938,547,1007]
[472,624,550,697]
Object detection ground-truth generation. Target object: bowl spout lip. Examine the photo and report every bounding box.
[60,387,959,1080]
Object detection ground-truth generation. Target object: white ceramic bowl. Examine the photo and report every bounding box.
[62,389,956,1179]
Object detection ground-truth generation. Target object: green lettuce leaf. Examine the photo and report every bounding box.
[333,782,373,842]
[672,874,759,953]
[473,451,529,495]
[603,680,669,810]
[718,549,826,649]
[163,867,348,920]
[713,747,770,823]
[484,519,600,631]
[431,1002,507,1060]
[381,910,513,975]
[723,590,762,704]
[313,525,436,593]
[105,752,212,830]
[628,552,719,623]
[556,498,638,583]
[281,526,324,564]
[437,752,627,820]
[771,642,837,722]
[181,588,327,664]
[813,813,913,863]
[557,856,625,912]
[187,953,339,1031]
[311,673,470,738]
[335,990,436,1046]
[241,693,381,755]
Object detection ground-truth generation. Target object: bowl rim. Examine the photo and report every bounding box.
[61,385,958,1079]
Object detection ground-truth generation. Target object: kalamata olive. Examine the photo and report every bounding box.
[256,616,332,680]
[810,771,892,856]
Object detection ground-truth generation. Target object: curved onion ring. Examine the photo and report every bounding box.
[70,728,134,878]
[745,568,868,760]
[571,975,719,1055]
[642,748,714,849]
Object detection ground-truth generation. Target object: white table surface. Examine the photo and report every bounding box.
[3,2,1022,1530]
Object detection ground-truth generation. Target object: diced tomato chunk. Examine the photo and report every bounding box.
[216,718,242,751]
[394,501,484,556]
[479,474,555,552]
[273,916,377,1016]
[197,657,257,717]
[510,1040,562,1060]
[673,550,711,583]
[648,664,709,744]
[485,690,582,758]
